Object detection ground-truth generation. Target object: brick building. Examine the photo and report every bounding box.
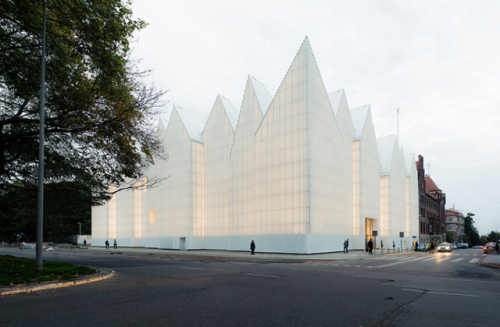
[416,155,446,244]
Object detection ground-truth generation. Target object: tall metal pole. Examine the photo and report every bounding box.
[396,108,400,141]
[36,0,47,272]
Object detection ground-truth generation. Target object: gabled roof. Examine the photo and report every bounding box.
[174,106,204,142]
[377,135,397,175]
[219,95,239,131]
[425,176,441,191]
[249,76,272,115]
[404,153,416,177]
[350,105,370,140]
[328,90,343,117]
[157,119,166,139]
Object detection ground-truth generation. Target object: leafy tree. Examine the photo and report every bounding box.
[446,231,456,243]
[0,0,166,206]
[0,182,91,242]
[486,231,500,243]
[464,213,480,246]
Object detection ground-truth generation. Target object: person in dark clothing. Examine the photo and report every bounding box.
[430,241,435,254]
[114,239,117,249]
[250,240,256,255]
[415,241,419,251]
[368,239,374,255]
[495,242,499,254]
[105,239,109,249]
[343,240,348,254]
[83,239,87,246]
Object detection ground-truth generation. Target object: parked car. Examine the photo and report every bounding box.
[415,243,426,252]
[437,243,452,252]
[473,245,483,249]
[451,243,458,250]
[459,243,469,249]
[483,242,497,254]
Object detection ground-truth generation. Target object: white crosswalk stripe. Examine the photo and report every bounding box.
[452,258,464,262]
[469,258,479,263]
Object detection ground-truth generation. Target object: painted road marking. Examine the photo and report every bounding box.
[181,267,205,271]
[246,273,281,278]
[451,258,465,262]
[422,257,435,261]
[375,258,423,268]
[436,257,450,262]
[401,289,479,297]
[366,266,373,268]
[353,265,361,267]
[469,258,479,264]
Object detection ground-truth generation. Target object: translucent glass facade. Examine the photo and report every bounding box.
[202,96,238,248]
[229,77,270,250]
[91,37,419,253]
[351,106,381,249]
[377,136,409,247]
[405,153,419,239]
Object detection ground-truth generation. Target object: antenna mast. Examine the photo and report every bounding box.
[396,108,400,142]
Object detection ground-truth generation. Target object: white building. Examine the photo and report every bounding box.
[92,38,419,253]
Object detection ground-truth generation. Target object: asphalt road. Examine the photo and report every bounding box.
[1,248,499,327]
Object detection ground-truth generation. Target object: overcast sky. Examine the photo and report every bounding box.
[131,0,500,235]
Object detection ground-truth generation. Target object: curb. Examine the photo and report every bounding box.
[479,256,500,270]
[0,267,115,297]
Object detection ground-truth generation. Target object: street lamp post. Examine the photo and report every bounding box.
[36,0,47,272]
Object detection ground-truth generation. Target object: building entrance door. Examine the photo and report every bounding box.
[365,218,375,249]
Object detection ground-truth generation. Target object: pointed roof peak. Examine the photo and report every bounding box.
[217,95,239,131]
[377,135,398,175]
[328,89,346,117]
[351,105,371,139]
[172,105,204,142]
[248,75,272,115]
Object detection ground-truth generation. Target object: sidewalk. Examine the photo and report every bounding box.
[481,253,500,269]
[68,246,410,262]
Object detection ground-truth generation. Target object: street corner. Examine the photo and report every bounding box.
[0,267,115,297]
[479,254,500,270]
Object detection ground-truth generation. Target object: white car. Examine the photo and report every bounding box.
[437,243,452,252]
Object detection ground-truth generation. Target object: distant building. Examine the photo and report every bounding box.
[416,155,446,244]
[444,209,465,243]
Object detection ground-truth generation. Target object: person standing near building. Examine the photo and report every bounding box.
[105,239,109,249]
[83,239,87,246]
[430,241,435,254]
[368,239,374,255]
[250,240,256,255]
[415,241,419,251]
[343,240,348,254]
[381,240,384,252]
[114,239,117,249]
[392,241,395,253]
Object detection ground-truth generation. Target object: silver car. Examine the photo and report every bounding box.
[437,243,452,252]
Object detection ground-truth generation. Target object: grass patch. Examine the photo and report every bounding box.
[0,255,96,286]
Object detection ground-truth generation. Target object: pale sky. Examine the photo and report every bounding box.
[131,0,500,235]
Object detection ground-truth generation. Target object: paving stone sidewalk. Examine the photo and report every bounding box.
[481,253,500,269]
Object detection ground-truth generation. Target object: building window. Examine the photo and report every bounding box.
[149,210,156,224]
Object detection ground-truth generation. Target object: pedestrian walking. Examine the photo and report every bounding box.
[415,241,419,251]
[114,239,117,249]
[392,241,395,253]
[381,240,384,251]
[346,239,349,253]
[83,239,87,246]
[368,239,374,255]
[250,240,256,255]
[430,241,435,254]
[495,242,499,254]
[343,240,348,254]
[105,239,109,249]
